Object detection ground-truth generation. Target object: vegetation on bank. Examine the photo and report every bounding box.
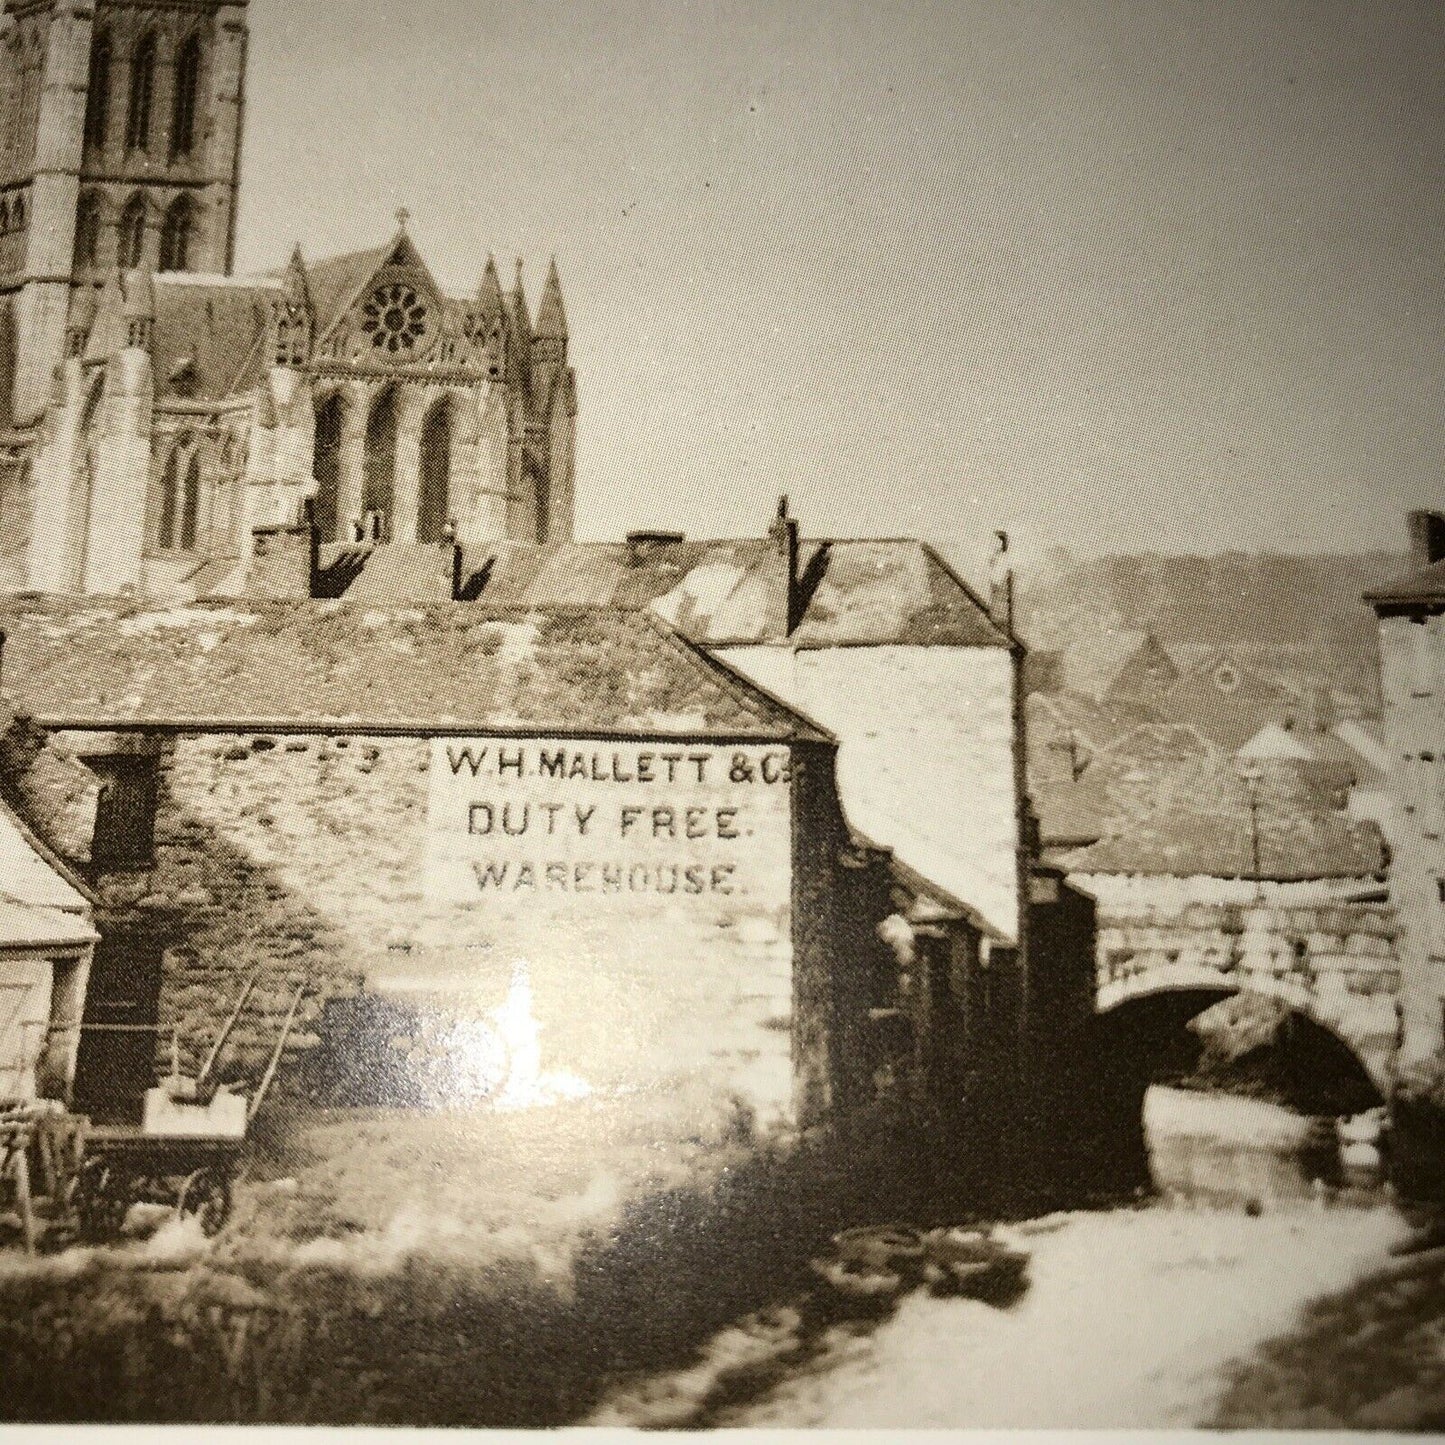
[0,1094,1017,1427]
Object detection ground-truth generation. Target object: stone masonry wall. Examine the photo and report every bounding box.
[72,728,854,1137]
[1376,610,1445,1063]
[1077,872,1402,1090]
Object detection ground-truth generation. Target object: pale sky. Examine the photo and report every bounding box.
[237,0,1445,574]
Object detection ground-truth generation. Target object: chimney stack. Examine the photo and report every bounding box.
[989,530,1015,634]
[768,496,803,635]
[1409,510,1445,571]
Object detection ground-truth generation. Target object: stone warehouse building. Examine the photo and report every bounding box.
[0,530,1095,1149]
[0,594,952,1135]
[265,509,1098,1144]
[0,0,577,598]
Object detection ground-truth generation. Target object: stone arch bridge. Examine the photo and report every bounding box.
[1088,894,1402,1096]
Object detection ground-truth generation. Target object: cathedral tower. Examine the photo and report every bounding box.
[0,0,248,424]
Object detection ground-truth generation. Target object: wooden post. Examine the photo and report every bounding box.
[12,1135,33,1255]
[1,1120,37,1255]
[199,969,262,1086]
[249,984,305,1123]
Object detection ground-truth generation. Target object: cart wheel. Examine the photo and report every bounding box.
[177,1166,232,1238]
[75,1159,129,1243]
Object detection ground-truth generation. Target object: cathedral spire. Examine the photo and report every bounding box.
[510,257,531,335]
[535,256,568,342]
[282,243,312,312]
[478,253,504,319]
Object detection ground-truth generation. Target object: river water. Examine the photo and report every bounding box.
[587,1087,1408,1430]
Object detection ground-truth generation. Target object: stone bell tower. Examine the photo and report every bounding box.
[0,0,248,425]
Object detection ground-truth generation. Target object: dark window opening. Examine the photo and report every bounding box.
[126,34,157,152]
[170,35,201,160]
[87,755,160,871]
[180,450,200,549]
[159,195,193,272]
[157,442,201,550]
[417,398,452,543]
[75,192,102,268]
[71,929,165,1124]
[362,386,397,540]
[157,446,178,548]
[312,392,346,543]
[83,32,111,149]
[118,196,146,269]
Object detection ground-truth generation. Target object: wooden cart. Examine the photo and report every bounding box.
[71,1126,243,1240]
[58,975,306,1245]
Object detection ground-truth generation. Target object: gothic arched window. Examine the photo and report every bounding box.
[157,446,180,551]
[362,386,398,539]
[417,397,452,544]
[75,192,103,268]
[157,437,203,551]
[170,35,201,160]
[84,31,112,150]
[118,195,146,269]
[312,392,347,543]
[11,195,23,230]
[159,195,193,272]
[0,201,10,235]
[180,450,201,549]
[126,33,157,152]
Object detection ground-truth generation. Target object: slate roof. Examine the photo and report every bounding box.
[1047,728,1386,881]
[1239,723,1387,790]
[0,801,93,919]
[1058,627,1157,701]
[305,244,393,337]
[151,275,277,402]
[0,899,97,951]
[0,598,831,741]
[315,537,1011,649]
[1028,690,1162,753]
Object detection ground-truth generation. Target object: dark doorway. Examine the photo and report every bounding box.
[313,393,346,543]
[417,397,452,544]
[72,931,166,1124]
[362,386,398,540]
[88,756,159,871]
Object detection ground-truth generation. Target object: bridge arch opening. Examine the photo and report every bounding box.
[1080,985,1385,1198]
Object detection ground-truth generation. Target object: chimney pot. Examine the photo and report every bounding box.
[1409,510,1445,570]
[625,530,685,566]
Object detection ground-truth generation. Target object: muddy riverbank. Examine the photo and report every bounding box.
[585,1086,1407,1429]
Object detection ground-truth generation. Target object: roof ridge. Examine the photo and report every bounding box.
[916,541,1013,646]
[640,611,834,743]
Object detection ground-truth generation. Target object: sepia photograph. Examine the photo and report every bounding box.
[0,0,1440,1433]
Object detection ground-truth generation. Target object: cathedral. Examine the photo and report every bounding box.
[0,0,577,598]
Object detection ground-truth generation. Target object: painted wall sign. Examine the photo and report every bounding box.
[423,739,794,910]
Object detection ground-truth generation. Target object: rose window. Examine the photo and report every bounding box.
[361,283,432,355]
